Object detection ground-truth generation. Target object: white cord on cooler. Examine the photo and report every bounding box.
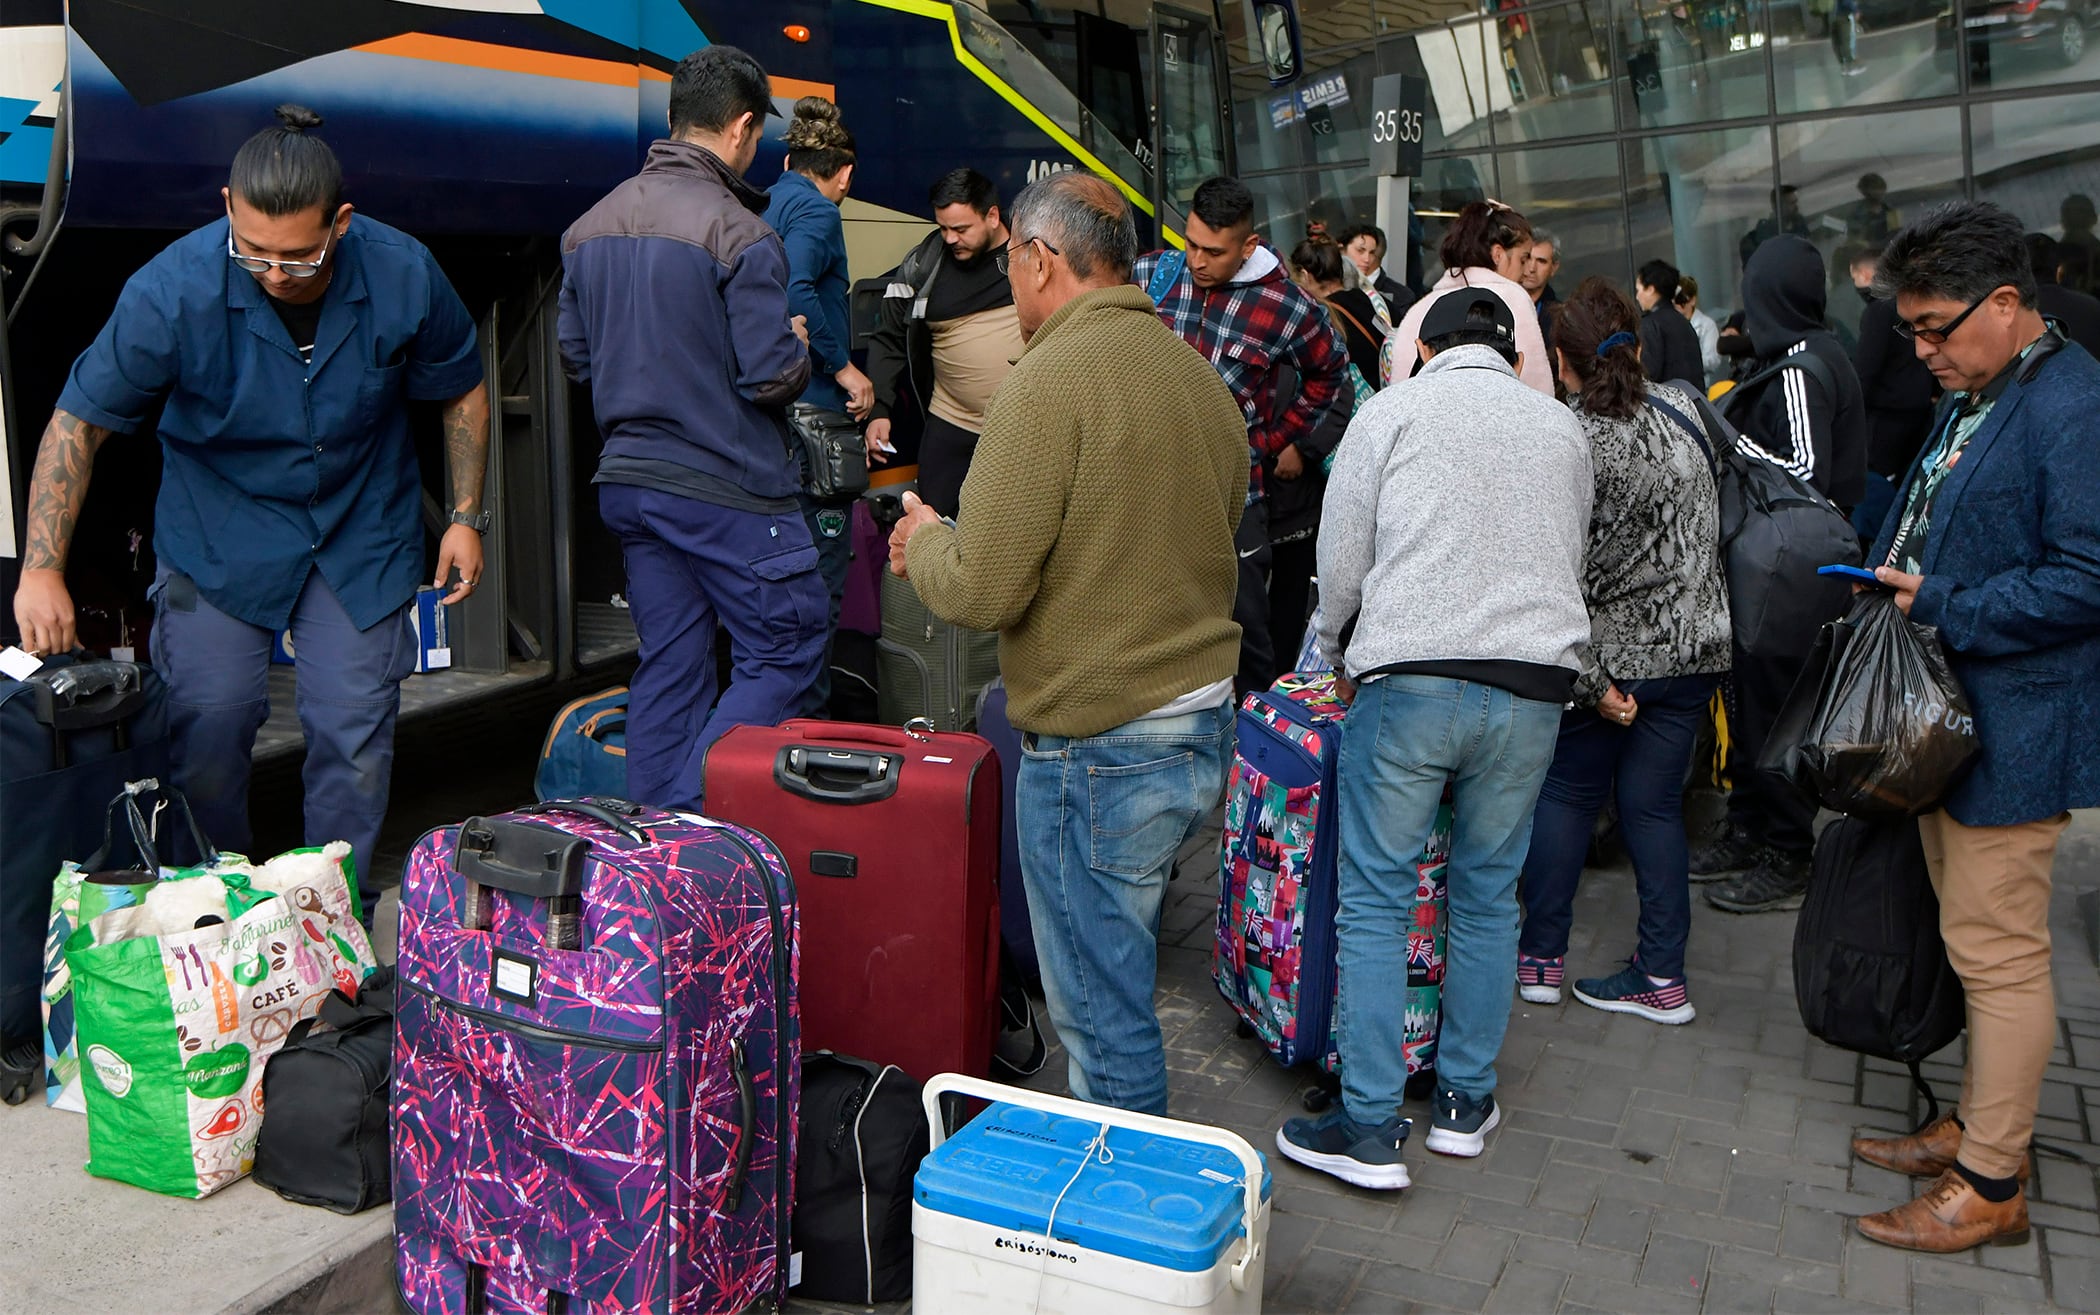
[1030,1122,1114,1315]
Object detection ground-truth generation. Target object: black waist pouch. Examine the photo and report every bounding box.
[790,403,870,502]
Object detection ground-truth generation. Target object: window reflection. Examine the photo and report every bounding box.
[1771,0,1956,111]
[1972,93,2100,296]
[1622,127,1777,319]
[1498,141,1632,292]
[1942,0,2095,92]
[1492,1,1619,143]
[1617,0,1774,127]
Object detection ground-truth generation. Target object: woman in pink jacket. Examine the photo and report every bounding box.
[1383,201,1554,396]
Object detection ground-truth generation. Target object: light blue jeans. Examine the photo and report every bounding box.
[1334,675,1562,1125]
[1018,700,1235,1115]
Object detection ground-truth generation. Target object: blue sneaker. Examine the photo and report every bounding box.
[1275,1108,1413,1190]
[1425,1088,1501,1158]
[1573,961,1697,1025]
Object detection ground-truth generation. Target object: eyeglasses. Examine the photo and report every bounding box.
[1894,285,2007,345]
[994,235,1060,276]
[227,223,337,279]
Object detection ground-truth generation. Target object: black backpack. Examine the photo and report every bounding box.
[1793,816,1965,1121]
[1650,380,1859,660]
[251,965,395,1213]
[791,1053,929,1304]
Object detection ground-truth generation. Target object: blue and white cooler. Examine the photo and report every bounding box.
[912,1074,1272,1314]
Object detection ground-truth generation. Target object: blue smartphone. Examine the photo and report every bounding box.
[1819,564,1881,583]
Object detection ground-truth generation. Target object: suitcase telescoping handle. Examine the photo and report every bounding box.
[919,1073,1267,1294]
[455,816,591,949]
[28,659,150,733]
[774,744,902,805]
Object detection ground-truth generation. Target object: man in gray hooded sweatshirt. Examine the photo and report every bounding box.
[1276,293,1591,1188]
[1700,235,1869,915]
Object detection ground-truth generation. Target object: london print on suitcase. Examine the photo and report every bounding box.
[392,800,797,1315]
[1214,671,1447,1078]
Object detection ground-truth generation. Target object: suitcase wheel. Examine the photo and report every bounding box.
[1,1040,37,1107]
[1235,1019,1256,1040]
[1301,1085,1333,1113]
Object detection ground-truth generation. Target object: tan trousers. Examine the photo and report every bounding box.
[1917,808,2070,1179]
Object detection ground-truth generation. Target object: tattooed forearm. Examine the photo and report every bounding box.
[22,411,113,572]
[441,382,491,517]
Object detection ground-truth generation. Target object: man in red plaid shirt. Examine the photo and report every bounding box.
[1136,176,1349,692]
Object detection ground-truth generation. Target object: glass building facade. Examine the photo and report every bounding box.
[1223,0,2100,322]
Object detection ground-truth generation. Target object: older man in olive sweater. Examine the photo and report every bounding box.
[891,172,1248,1113]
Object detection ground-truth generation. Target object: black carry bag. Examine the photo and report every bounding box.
[1652,383,1858,660]
[788,403,870,502]
[1,656,170,1102]
[791,1052,929,1304]
[252,965,397,1213]
[1759,590,1980,817]
[1794,816,1965,1122]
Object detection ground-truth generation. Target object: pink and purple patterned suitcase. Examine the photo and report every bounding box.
[392,799,797,1315]
[1213,672,1448,1083]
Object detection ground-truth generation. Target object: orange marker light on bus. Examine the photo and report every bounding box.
[784,25,812,42]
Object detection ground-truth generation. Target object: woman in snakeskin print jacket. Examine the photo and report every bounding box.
[1514,278,1732,1028]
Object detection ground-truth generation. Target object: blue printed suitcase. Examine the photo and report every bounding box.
[1212,672,1447,1083]
[392,799,798,1315]
[971,680,1037,984]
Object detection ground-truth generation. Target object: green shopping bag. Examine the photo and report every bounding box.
[67,841,377,1198]
[42,780,219,1112]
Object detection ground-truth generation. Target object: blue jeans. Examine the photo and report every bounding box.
[1518,675,1720,980]
[599,484,828,810]
[1017,700,1234,1115]
[1334,675,1561,1124]
[151,567,414,921]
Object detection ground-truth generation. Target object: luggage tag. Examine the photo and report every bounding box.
[0,646,45,680]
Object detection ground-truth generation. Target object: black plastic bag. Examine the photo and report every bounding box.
[1759,590,1979,816]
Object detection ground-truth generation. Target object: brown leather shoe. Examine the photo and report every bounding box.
[1855,1170,2030,1253]
[1852,1115,2030,1181]
[1853,1113,1962,1176]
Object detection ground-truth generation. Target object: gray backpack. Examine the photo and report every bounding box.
[1649,377,1859,659]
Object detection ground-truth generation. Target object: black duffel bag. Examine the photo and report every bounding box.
[792,1052,928,1304]
[252,965,395,1213]
[1794,816,1964,1122]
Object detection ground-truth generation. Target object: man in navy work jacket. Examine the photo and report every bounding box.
[1849,201,2100,1254]
[12,106,488,903]
[558,45,825,810]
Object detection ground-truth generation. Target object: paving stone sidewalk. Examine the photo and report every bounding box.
[795,810,2100,1315]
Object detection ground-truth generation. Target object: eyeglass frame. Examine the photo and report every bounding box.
[994,234,1060,277]
[1894,284,2010,345]
[226,219,341,279]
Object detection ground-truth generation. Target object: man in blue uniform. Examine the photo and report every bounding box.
[12,106,488,903]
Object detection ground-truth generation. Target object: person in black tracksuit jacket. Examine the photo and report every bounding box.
[1699,235,1868,915]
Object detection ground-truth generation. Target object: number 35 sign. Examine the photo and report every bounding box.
[1368,74,1427,178]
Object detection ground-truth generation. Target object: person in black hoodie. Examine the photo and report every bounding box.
[1700,234,1868,915]
[1852,251,1939,520]
[1634,259,1706,386]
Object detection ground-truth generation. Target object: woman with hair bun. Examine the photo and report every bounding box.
[768,94,865,714]
[1513,276,1731,1026]
[1383,200,1552,395]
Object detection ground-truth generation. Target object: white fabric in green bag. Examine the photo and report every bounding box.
[67,843,377,1198]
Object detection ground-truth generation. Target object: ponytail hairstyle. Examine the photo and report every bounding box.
[784,96,856,180]
[1289,234,1346,287]
[1553,276,1647,421]
[1439,199,1533,274]
[228,104,343,217]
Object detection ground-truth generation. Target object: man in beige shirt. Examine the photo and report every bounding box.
[864,168,1027,517]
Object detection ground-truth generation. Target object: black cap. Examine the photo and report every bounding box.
[1419,290,1516,349]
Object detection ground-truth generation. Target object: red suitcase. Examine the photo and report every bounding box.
[703,720,1000,1082]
